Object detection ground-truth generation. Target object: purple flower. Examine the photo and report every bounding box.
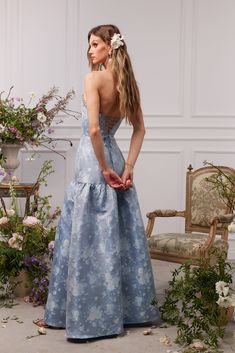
[47,128,54,134]
[23,255,32,267]
[31,255,40,265]
[40,277,48,285]
[33,278,40,285]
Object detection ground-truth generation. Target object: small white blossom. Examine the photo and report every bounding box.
[215,281,229,296]
[5,209,15,217]
[37,112,47,123]
[0,124,5,133]
[159,335,171,345]
[26,156,35,161]
[216,295,231,308]
[189,341,206,349]
[111,33,124,50]
[38,327,47,335]
[228,222,235,233]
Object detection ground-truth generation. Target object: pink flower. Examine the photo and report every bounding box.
[0,217,9,226]
[48,240,55,252]
[50,207,61,220]
[8,232,24,251]
[23,216,40,227]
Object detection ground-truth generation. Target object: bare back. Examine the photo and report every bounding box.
[85,70,122,119]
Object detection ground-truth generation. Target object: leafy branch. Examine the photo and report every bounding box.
[203,161,235,211]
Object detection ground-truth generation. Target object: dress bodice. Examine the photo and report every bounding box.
[81,99,122,138]
[74,100,125,184]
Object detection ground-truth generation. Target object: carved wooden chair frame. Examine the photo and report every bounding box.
[145,165,235,264]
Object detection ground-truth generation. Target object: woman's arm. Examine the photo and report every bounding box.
[84,73,124,189]
[121,108,146,187]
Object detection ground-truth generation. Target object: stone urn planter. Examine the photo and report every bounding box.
[0,143,24,184]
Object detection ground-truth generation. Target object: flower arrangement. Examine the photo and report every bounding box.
[0,160,59,306]
[0,86,78,166]
[152,249,235,351]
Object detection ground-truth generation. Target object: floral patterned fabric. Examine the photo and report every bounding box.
[148,232,228,257]
[191,175,228,227]
[44,101,159,339]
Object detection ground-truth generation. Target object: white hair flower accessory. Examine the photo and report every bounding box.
[111,33,124,50]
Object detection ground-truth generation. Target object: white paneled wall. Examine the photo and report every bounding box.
[1,0,235,258]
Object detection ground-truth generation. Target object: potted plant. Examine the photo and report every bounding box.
[0,86,78,183]
[152,249,235,351]
[0,161,59,306]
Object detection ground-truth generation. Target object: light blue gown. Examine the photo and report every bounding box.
[44,100,159,339]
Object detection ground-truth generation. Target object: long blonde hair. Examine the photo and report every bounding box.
[87,24,140,125]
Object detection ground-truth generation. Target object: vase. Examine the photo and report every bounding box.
[0,143,24,184]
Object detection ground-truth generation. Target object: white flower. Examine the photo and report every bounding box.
[37,112,47,123]
[216,295,231,308]
[0,124,5,133]
[159,335,171,345]
[189,341,206,349]
[38,327,47,335]
[228,222,235,233]
[26,156,35,161]
[111,33,124,50]
[23,216,40,227]
[0,217,9,226]
[215,281,229,296]
[4,209,15,217]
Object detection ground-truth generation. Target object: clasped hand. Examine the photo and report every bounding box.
[102,166,133,190]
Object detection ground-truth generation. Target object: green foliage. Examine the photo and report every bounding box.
[0,160,60,305]
[204,161,235,211]
[0,86,76,146]
[152,249,234,349]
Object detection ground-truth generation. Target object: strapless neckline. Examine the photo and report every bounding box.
[82,94,123,121]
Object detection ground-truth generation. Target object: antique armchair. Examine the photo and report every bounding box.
[146,165,235,264]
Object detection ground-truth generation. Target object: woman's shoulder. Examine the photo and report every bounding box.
[84,71,106,86]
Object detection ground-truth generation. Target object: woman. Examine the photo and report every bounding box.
[41,24,159,340]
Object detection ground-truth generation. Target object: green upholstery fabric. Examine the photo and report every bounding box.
[148,232,228,258]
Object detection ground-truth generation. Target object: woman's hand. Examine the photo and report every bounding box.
[121,163,133,189]
[102,168,124,189]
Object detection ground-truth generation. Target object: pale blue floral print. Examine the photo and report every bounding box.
[44,101,160,339]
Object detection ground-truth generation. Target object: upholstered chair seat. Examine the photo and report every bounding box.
[148,232,228,263]
[146,165,235,264]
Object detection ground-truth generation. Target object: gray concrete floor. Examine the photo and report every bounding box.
[0,260,235,353]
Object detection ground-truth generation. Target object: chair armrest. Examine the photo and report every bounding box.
[145,209,185,238]
[212,213,235,224]
[201,214,235,252]
[146,209,185,219]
